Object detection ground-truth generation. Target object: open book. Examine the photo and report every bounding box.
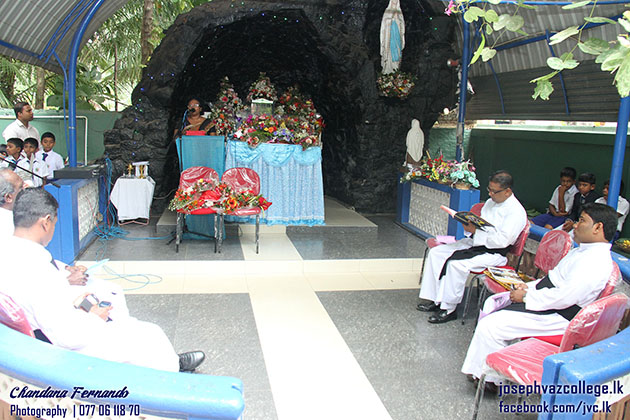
[440,205,494,230]
[483,267,533,291]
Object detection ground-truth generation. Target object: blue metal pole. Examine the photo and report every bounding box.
[457,15,470,162]
[608,97,630,210]
[67,0,105,167]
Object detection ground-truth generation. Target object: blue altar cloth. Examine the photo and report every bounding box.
[176,135,225,238]
[225,140,325,226]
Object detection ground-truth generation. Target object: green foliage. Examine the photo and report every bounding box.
[448,0,630,100]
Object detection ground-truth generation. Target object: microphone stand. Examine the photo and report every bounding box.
[0,155,60,188]
[177,109,190,175]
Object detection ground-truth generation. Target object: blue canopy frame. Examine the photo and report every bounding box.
[456,0,630,211]
[0,0,122,167]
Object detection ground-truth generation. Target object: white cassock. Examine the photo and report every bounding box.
[0,208,129,318]
[0,207,13,238]
[0,236,179,372]
[380,0,405,74]
[461,242,613,384]
[419,194,527,312]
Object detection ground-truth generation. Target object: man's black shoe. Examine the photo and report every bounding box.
[179,351,205,372]
[416,301,440,312]
[428,310,457,324]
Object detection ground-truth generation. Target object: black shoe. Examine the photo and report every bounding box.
[428,310,457,324]
[416,301,440,312]
[178,351,205,372]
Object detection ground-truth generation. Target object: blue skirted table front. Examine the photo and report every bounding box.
[225,140,325,226]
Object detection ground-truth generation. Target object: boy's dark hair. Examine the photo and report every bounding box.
[7,138,23,152]
[489,170,513,189]
[581,203,618,241]
[13,101,29,118]
[560,167,577,180]
[24,137,39,148]
[13,188,58,229]
[603,179,625,196]
[41,132,56,142]
[578,172,596,185]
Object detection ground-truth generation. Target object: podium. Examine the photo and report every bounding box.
[176,135,225,239]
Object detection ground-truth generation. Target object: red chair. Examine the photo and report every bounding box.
[0,292,34,337]
[221,168,263,254]
[471,293,629,420]
[419,202,484,284]
[525,262,621,347]
[481,229,573,304]
[175,166,221,253]
[461,222,530,324]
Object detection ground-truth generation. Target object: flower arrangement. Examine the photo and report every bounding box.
[168,179,272,214]
[401,154,480,189]
[376,70,416,98]
[234,86,324,150]
[246,72,278,103]
[209,77,243,135]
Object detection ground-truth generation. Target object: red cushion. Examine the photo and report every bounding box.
[179,207,217,215]
[486,338,559,386]
[230,207,261,216]
[522,335,563,346]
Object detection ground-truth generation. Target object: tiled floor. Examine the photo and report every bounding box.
[78,199,549,420]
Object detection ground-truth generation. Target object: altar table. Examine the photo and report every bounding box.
[110,176,155,221]
[225,140,324,226]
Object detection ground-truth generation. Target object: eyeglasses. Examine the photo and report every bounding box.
[487,187,507,195]
[189,103,201,108]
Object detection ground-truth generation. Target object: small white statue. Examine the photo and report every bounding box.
[406,119,424,166]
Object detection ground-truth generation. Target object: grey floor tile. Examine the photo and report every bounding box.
[242,388,278,420]
[184,236,244,260]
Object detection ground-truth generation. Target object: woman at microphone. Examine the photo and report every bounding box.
[173,98,216,138]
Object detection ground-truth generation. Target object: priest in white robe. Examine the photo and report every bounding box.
[461,203,617,385]
[417,171,527,323]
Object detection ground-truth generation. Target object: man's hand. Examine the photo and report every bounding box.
[66,265,88,286]
[514,283,529,291]
[89,304,112,321]
[510,289,527,303]
[562,219,574,232]
[463,222,477,234]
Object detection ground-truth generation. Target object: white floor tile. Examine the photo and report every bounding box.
[183,275,248,293]
[241,233,302,261]
[247,275,392,420]
[305,272,374,291]
[361,271,421,289]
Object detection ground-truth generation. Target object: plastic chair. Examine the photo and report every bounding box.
[221,167,263,254]
[461,222,530,324]
[471,293,629,420]
[419,202,484,284]
[525,262,621,347]
[175,166,221,253]
[481,229,572,305]
[0,292,34,337]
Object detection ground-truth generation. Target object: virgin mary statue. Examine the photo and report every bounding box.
[380,0,405,74]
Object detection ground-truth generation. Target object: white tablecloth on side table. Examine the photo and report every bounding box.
[110,176,155,220]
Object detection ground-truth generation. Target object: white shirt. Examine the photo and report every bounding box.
[526,242,612,311]
[2,119,39,142]
[26,154,50,187]
[0,207,13,237]
[0,153,33,186]
[473,194,528,249]
[596,196,630,231]
[36,150,64,179]
[0,236,104,350]
[549,184,579,213]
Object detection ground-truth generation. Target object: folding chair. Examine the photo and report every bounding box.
[174,166,220,253]
[461,222,530,324]
[419,202,484,284]
[471,293,630,420]
[221,167,263,254]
